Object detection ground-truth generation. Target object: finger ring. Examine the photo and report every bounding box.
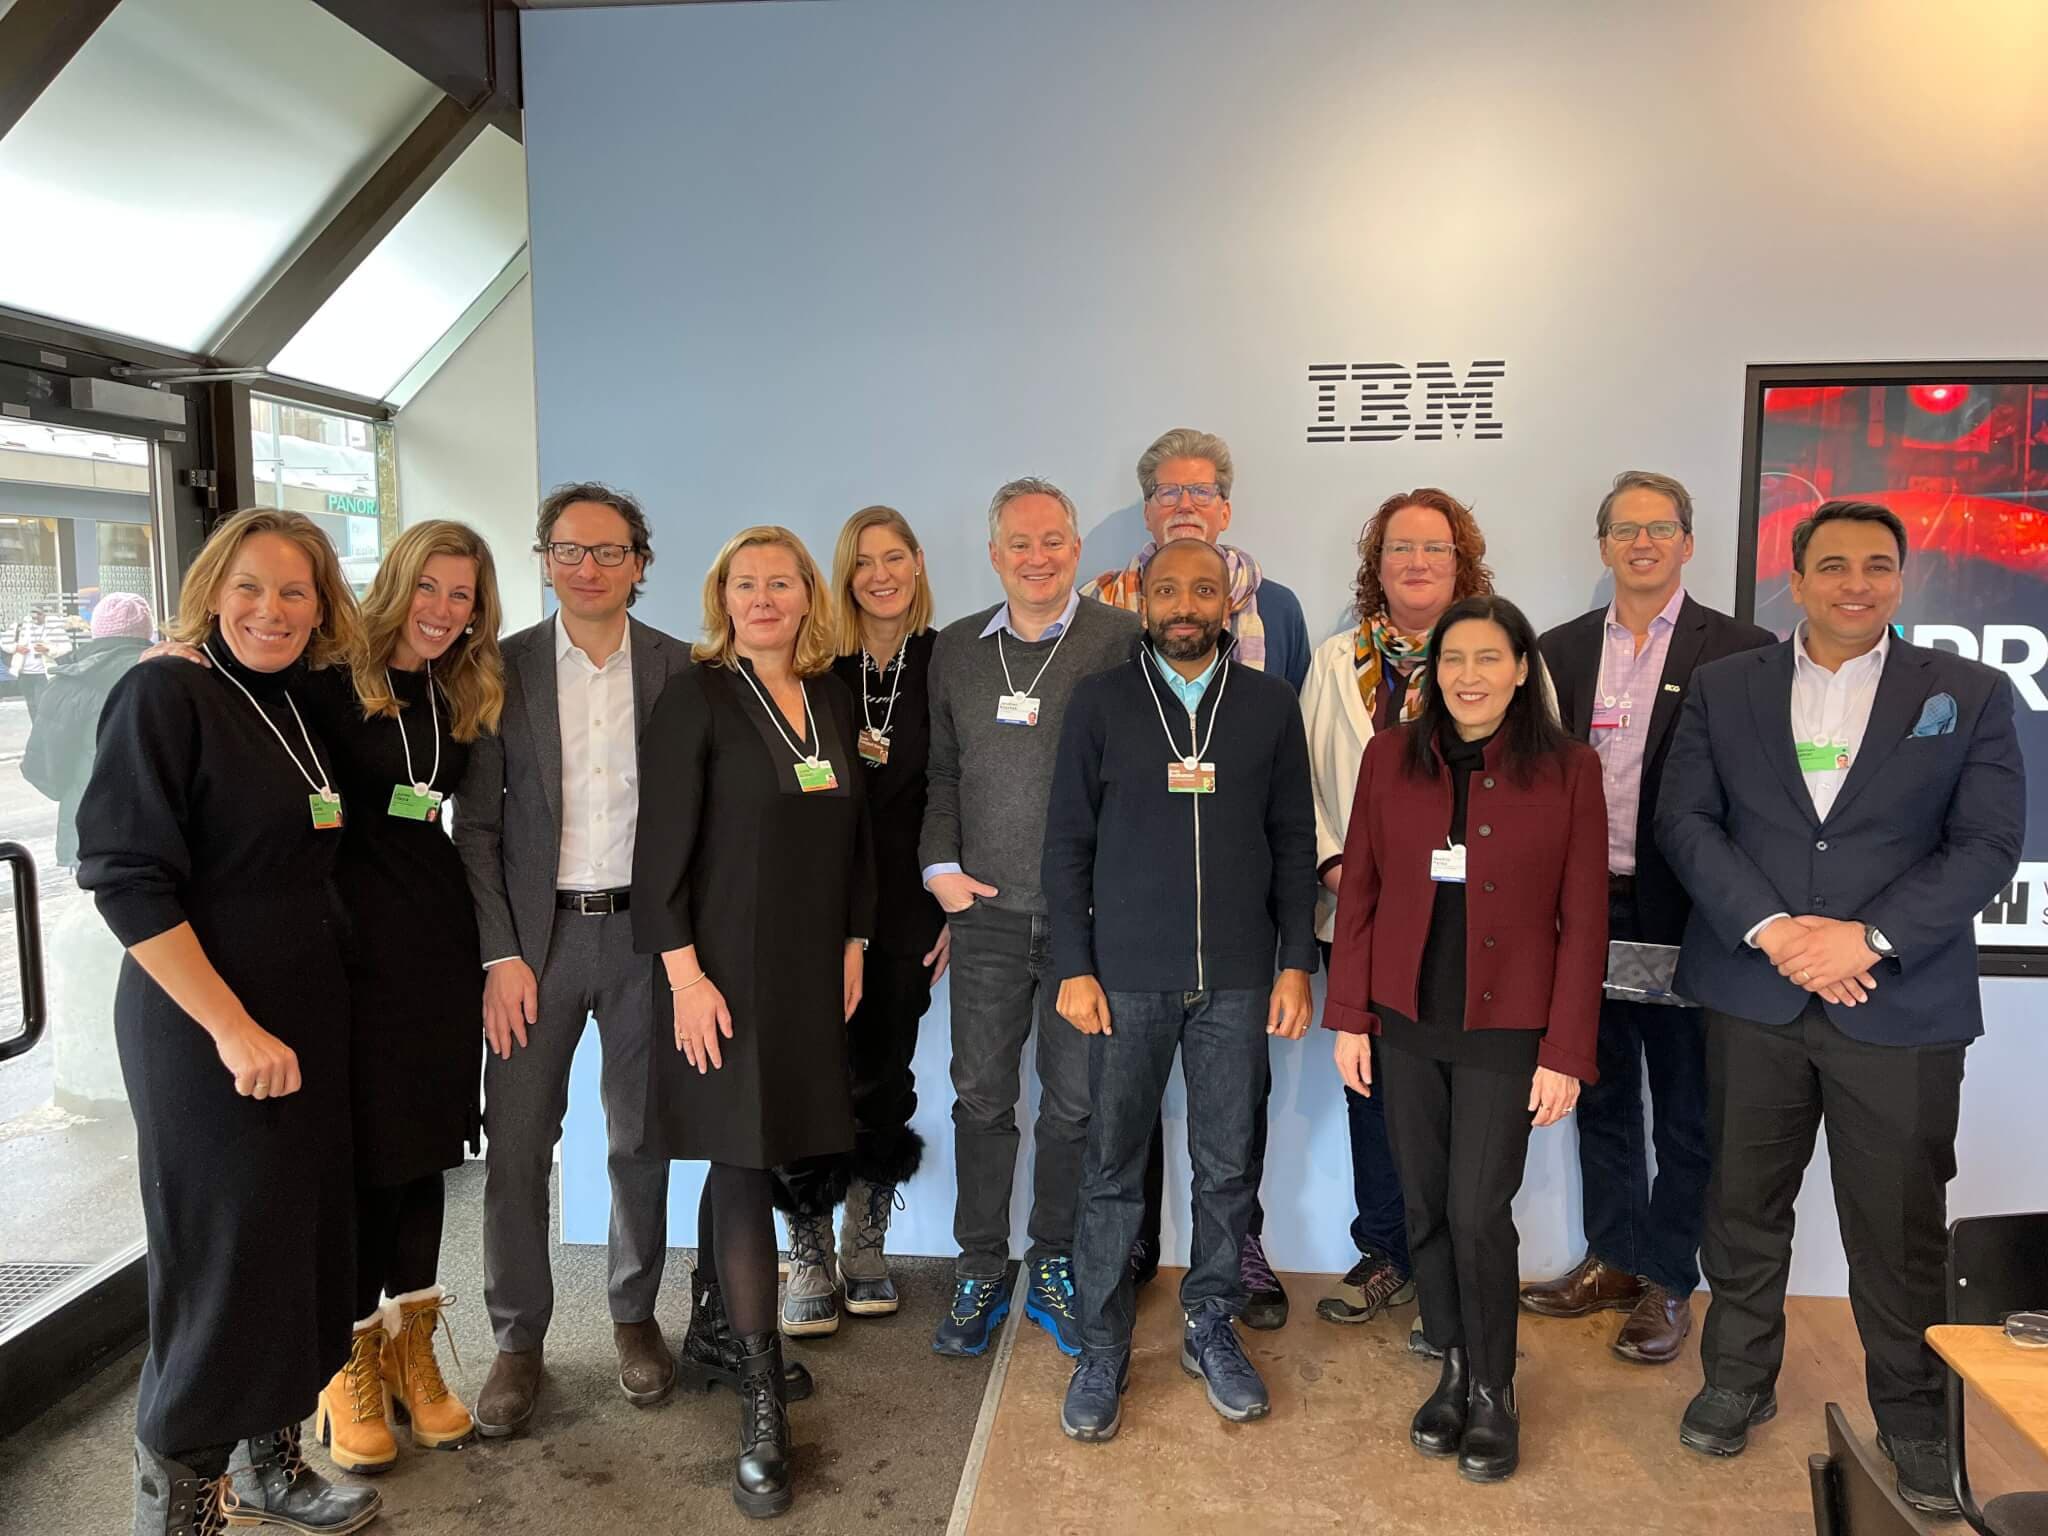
[1799,969,1810,980]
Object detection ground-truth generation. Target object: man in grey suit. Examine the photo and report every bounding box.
[455,482,689,1437]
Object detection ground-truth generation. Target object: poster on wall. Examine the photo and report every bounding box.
[1736,362,2048,973]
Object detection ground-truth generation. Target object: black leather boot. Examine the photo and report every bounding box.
[680,1268,814,1403]
[1409,1346,1469,1457]
[229,1424,382,1531]
[130,1440,231,1536]
[731,1331,793,1519]
[1458,1380,1519,1483]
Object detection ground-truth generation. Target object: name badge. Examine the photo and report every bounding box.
[995,692,1040,727]
[1589,704,1627,731]
[795,758,840,793]
[1430,843,1467,883]
[1796,739,1850,774]
[857,728,890,766]
[388,783,444,822]
[309,791,344,831]
[1166,759,1217,794]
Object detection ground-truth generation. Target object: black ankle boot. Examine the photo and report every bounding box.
[731,1331,793,1519]
[1410,1346,1469,1457]
[681,1268,815,1403]
[1458,1380,1519,1482]
[229,1424,382,1532]
[131,1440,231,1536]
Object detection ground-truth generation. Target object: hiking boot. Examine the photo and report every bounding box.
[1180,1302,1269,1422]
[932,1277,1010,1357]
[780,1207,841,1337]
[381,1287,473,1450]
[838,1178,901,1316]
[1025,1255,1082,1356]
[313,1312,396,1475]
[1316,1250,1415,1325]
[1060,1351,1131,1443]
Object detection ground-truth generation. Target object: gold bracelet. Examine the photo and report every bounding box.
[670,972,708,992]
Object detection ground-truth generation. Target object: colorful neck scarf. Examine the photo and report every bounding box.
[1355,611,1432,723]
[1084,542,1268,670]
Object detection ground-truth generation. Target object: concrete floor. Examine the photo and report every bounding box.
[0,1163,1002,1533]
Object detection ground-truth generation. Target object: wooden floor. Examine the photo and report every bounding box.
[965,1272,2044,1536]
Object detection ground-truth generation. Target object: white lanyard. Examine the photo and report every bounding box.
[736,662,823,768]
[997,616,1070,699]
[1140,650,1230,767]
[1594,624,1638,711]
[388,663,442,794]
[862,637,908,739]
[203,640,332,798]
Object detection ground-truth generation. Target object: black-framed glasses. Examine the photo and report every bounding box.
[1151,483,1221,509]
[542,540,634,567]
[1606,520,1684,543]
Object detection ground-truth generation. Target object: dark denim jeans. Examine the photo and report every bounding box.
[1322,942,1409,1271]
[1073,987,1270,1354]
[945,902,1091,1278]
[1576,892,1710,1292]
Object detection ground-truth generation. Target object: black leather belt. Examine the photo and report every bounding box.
[1609,873,1636,898]
[557,889,631,915]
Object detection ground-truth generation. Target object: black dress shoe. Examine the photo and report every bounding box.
[1678,1384,1777,1457]
[1876,1430,1961,1516]
[1458,1381,1518,1483]
[1410,1346,1469,1457]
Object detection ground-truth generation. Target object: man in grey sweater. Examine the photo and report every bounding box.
[922,476,1141,1359]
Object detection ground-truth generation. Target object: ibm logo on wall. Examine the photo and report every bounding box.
[1307,360,1507,444]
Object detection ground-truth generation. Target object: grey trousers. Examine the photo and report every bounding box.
[481,908,669,1352]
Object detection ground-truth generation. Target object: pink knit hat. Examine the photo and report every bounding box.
[91,593,154,639]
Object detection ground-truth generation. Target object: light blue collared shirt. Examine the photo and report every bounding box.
[978,587,1081,641]
[1149,645,1222,712]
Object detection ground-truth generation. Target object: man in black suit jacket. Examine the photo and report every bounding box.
[1656,501,2024,1515]
[1523,472,1774,1368]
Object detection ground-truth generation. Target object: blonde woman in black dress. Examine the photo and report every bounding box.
[633,525,873,1519]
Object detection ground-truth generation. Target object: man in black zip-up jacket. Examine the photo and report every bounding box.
[1041,539,1318,1442]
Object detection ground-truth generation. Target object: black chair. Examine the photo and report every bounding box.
[1946,1213,2048,1536]
[1810,1401,1930,1535]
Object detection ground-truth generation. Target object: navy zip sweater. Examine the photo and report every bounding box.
[1042,633,1320,992]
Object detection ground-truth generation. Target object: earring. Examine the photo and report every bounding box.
[464,625,474,635]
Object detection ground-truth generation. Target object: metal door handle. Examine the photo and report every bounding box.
[0,841,47,1062]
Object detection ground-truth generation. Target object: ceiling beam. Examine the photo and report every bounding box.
[211,96,488,369]
[309,0,521,136]
[0,0,124,145]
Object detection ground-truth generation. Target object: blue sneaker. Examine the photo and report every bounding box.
[1180,1303,1270,1422]
[1025,1255,1083,1357]
[932,1277,1010,1357]
[1060,1351,1131,1442]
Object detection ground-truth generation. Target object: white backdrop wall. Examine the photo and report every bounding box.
[522,0,2048,1293]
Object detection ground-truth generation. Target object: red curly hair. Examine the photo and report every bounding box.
[1352,487,1495,621]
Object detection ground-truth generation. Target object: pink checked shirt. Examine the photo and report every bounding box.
[1591,586,1685,876]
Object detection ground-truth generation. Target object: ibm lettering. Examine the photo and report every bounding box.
[1307,360,1506,445]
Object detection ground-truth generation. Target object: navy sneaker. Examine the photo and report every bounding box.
[1180,1303,1270,1422]
[932,1277,1010,1357]
[1025,1255,1083,1357]
[1059,1351,1131,1443]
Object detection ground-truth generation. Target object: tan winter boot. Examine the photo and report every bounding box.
[382,1286,474,1450]
[313,1310,398,1474]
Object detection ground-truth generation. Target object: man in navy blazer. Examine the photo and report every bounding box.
[1656,501,2024,1515]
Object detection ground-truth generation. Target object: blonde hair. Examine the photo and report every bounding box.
[829,506,934,656]
[170,507,362,671]
[350,520,506,743]
[693,525,837,677]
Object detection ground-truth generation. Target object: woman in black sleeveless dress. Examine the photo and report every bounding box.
[633,526,873,1519]
[78,509,380,1536]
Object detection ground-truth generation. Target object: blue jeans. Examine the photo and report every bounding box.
[1073,987,1270,1354]
[1323,942,1409,1271]
[1576,891,1709,1292]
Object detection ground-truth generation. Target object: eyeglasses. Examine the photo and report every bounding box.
[1605,520,1684,544]
[543,541,634,567]
[1150,483,1221,509]
[1385,540,1455,565]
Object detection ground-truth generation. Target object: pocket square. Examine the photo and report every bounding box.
[1910,692,1957,737]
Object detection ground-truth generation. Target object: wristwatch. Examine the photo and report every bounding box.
[1864,924,1896,959]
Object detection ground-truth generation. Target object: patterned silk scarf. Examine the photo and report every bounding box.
[1354,612,1432,722]
[1084,542,1268,669]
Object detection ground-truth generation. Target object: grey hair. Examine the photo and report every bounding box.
[1137,427,1234,502]
[1595,470,1694,537]
[986,476,1080,543]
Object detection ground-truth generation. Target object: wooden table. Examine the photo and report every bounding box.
[1928,1324,2048,1461]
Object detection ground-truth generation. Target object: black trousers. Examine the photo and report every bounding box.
[355,1172,446,1319]
[1379,1038,1535,1387]
[1700,999,1964,1441]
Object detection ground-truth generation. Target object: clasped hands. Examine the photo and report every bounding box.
[1758,914,1881,1006]
[1056,968,1315,1040]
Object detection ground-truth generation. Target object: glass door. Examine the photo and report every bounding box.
[0,419,165,1382]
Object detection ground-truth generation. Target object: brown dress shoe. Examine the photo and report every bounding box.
[475,1347,543,1439]
[1518,1255,1645,1318]
[1612,1283,1693,1364]
[615,1318,676,1406]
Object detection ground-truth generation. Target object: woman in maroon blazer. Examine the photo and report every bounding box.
[1326,593,1606,1483]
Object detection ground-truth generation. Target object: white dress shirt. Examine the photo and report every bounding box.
[555,614,639,891]
[1791,620,1890,821]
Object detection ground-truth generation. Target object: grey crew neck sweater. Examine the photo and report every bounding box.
[919,595,1141,915]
